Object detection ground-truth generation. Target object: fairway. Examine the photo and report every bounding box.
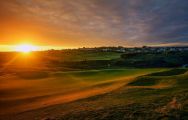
[1,0,188,119]
[0,68,163,117]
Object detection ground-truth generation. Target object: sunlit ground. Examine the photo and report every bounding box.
[0,68,163,115]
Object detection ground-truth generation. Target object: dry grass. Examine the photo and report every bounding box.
[1,69,158,116]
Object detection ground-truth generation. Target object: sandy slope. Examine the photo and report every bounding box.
[0,76,132,115]
[0,69,163,119]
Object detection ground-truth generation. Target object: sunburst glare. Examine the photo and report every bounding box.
[15,44,38,53]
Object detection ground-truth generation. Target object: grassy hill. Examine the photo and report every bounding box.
[0,68,162,119]
[1,51,188,120]
[1,51,187,70]
[54,68,188,120]
[118,51,188,68]
[47,51,188,69]
[1,68,188,120]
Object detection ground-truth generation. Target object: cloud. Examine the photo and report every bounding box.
[0,0,188,47]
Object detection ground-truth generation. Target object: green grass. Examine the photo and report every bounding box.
[52,68,164,82]
[50,68,188,120]
[1,51,188,120]
[0,68,165,119]
[1,68,188,120]
[127,69,188,86]
[147,68,188,76]
[44,51,122,62]
[120,51,188,67]
[128,77,160,86]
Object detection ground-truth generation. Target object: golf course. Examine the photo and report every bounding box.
[1,0,188,119]
[0,51,188,120]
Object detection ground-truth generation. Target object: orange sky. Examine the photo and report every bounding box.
[0,0,118,51]
[0,15,127,51]
[1,0,188,51]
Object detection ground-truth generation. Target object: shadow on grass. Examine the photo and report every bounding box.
[15,71,50,80]
[147,69,188,76]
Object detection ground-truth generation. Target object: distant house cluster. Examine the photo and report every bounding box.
[75,46,188,53]
[46,46,188,54]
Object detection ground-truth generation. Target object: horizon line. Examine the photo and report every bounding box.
[0,45,188,52]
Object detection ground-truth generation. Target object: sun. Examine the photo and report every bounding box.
[15,44,38,53]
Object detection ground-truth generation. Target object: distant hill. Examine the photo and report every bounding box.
[116,51,188,68]
[0,51,188,70]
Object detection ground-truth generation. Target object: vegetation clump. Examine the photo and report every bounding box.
[148,69,188,76]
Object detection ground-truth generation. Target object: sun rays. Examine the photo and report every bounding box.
[15,44,38,53]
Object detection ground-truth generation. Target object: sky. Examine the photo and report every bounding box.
[0,0,188,51]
